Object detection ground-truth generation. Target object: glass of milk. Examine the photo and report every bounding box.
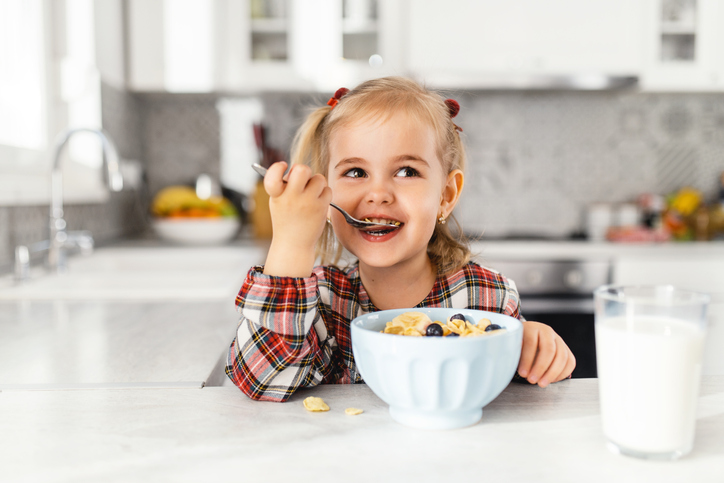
[594,285,709,460]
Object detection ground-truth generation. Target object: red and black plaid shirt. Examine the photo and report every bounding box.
[225,261,523,402]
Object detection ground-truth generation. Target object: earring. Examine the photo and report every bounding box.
[438,214,446,225]
[327,217,332,224]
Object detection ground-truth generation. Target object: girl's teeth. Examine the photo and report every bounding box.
[363,218,400,225]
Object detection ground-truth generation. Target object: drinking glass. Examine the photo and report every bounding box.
[594,285,710,460]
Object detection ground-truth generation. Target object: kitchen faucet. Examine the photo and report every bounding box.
[14,128,124,281]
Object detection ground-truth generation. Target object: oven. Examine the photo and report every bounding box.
[486,259,611,378]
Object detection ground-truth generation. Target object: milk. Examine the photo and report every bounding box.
[595,316,705,455]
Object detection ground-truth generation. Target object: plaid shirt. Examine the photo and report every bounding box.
[225,261,523,402]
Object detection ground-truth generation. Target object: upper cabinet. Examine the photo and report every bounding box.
[126,0,724,93]
[640,0,724,91]
[405,0,645,89]
[127,0,402,93]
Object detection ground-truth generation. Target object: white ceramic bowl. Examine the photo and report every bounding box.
[152,218,240,245]
[351,308,523,430]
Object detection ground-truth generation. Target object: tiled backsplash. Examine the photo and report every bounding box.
[456,91,724,237]
[2,84,724,269]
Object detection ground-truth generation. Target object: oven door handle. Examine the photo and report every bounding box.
[521,298,594,314]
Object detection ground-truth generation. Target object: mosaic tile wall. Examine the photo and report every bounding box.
[0,83,148,271]
[3,85,724,270]
[455,91,724,237]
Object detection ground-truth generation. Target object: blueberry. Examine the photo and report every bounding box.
[485,323,502,332]
[449,313,466,322]
[426,323,443,337]
[446,332,459,337]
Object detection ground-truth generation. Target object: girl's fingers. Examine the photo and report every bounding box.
[555,351,577,383]
[319,185,333,205]
[264,162,288,197]
[537,338,568,387]
[525,328,556,385]
[306,173,330,198]
[285,164,314,194]
[517,324,539,378]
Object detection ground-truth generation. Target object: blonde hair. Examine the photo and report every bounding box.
[290,76,471,275]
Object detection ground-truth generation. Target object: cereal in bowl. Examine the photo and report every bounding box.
[382,311,506,338]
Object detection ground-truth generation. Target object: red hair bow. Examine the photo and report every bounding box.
[445,99,463,132]
[327,87,349,109]
[445,99,460,118]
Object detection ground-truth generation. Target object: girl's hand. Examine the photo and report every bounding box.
[517,321,576,388]
[263,162,332,278]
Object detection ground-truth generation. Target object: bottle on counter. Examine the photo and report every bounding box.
[708,172,724,240]
[638,193,666,230]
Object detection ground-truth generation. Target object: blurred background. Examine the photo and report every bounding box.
[2,0,724,270]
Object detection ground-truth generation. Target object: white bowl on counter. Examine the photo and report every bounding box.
[351,308,523,430]
[152,217,240,245]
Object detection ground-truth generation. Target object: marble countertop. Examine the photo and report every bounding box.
[0,300,238,389]
[470,240,724,261]
[1,378,722,483]
[0,241,722,481]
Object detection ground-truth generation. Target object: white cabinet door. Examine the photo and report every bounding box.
[126,0,165,91]
[127,0,217,92]
[640,0,724,91]
[407,0,643,86]
[127,0,399,93]
[220,0,398,92]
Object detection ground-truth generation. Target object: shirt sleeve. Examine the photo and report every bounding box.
[462,262,526,322]
[225,266,335,402]
[501,276,526,322]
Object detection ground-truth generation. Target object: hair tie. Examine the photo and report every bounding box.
[327,87,349,109]
[444,99,463,132]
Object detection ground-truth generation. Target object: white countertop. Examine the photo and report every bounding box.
[1,379,722,483]
[0,241,723,481]
[0,300,237,389]
[470,240,724,261]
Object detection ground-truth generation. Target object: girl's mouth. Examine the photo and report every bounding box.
[359,218,403,238]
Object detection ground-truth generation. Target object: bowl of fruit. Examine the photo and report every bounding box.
[350,308,523,430]
[151,186,240,245]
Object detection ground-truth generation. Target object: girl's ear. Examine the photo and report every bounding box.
[440,169,464,217]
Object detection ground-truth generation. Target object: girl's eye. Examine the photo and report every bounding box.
[395,166,419,178]
[344,167,366,178]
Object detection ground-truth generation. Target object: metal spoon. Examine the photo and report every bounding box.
[252,163,401,229]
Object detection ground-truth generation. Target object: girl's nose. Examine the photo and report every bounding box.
[365,176,394,205]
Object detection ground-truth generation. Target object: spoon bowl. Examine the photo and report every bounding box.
[252,163,401,230]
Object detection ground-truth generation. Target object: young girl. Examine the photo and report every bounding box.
[226,77,575,402]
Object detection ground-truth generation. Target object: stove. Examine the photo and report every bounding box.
[486,259,611,378]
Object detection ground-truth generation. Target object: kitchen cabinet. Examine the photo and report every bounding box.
[126,0,403,93]
[640,0,724,91]
[405,0,644,88]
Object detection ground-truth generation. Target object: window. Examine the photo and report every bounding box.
[0,0,46,151]
[0,0,108,205]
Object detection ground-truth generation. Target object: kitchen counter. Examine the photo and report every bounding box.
[0,241,722,481]
[1,378,722,482]
[0,300,238,389]
[470,240,724,261]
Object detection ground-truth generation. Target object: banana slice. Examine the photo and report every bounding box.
[391,311,432,333]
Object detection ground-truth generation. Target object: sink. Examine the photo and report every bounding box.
[0,244,266,301]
